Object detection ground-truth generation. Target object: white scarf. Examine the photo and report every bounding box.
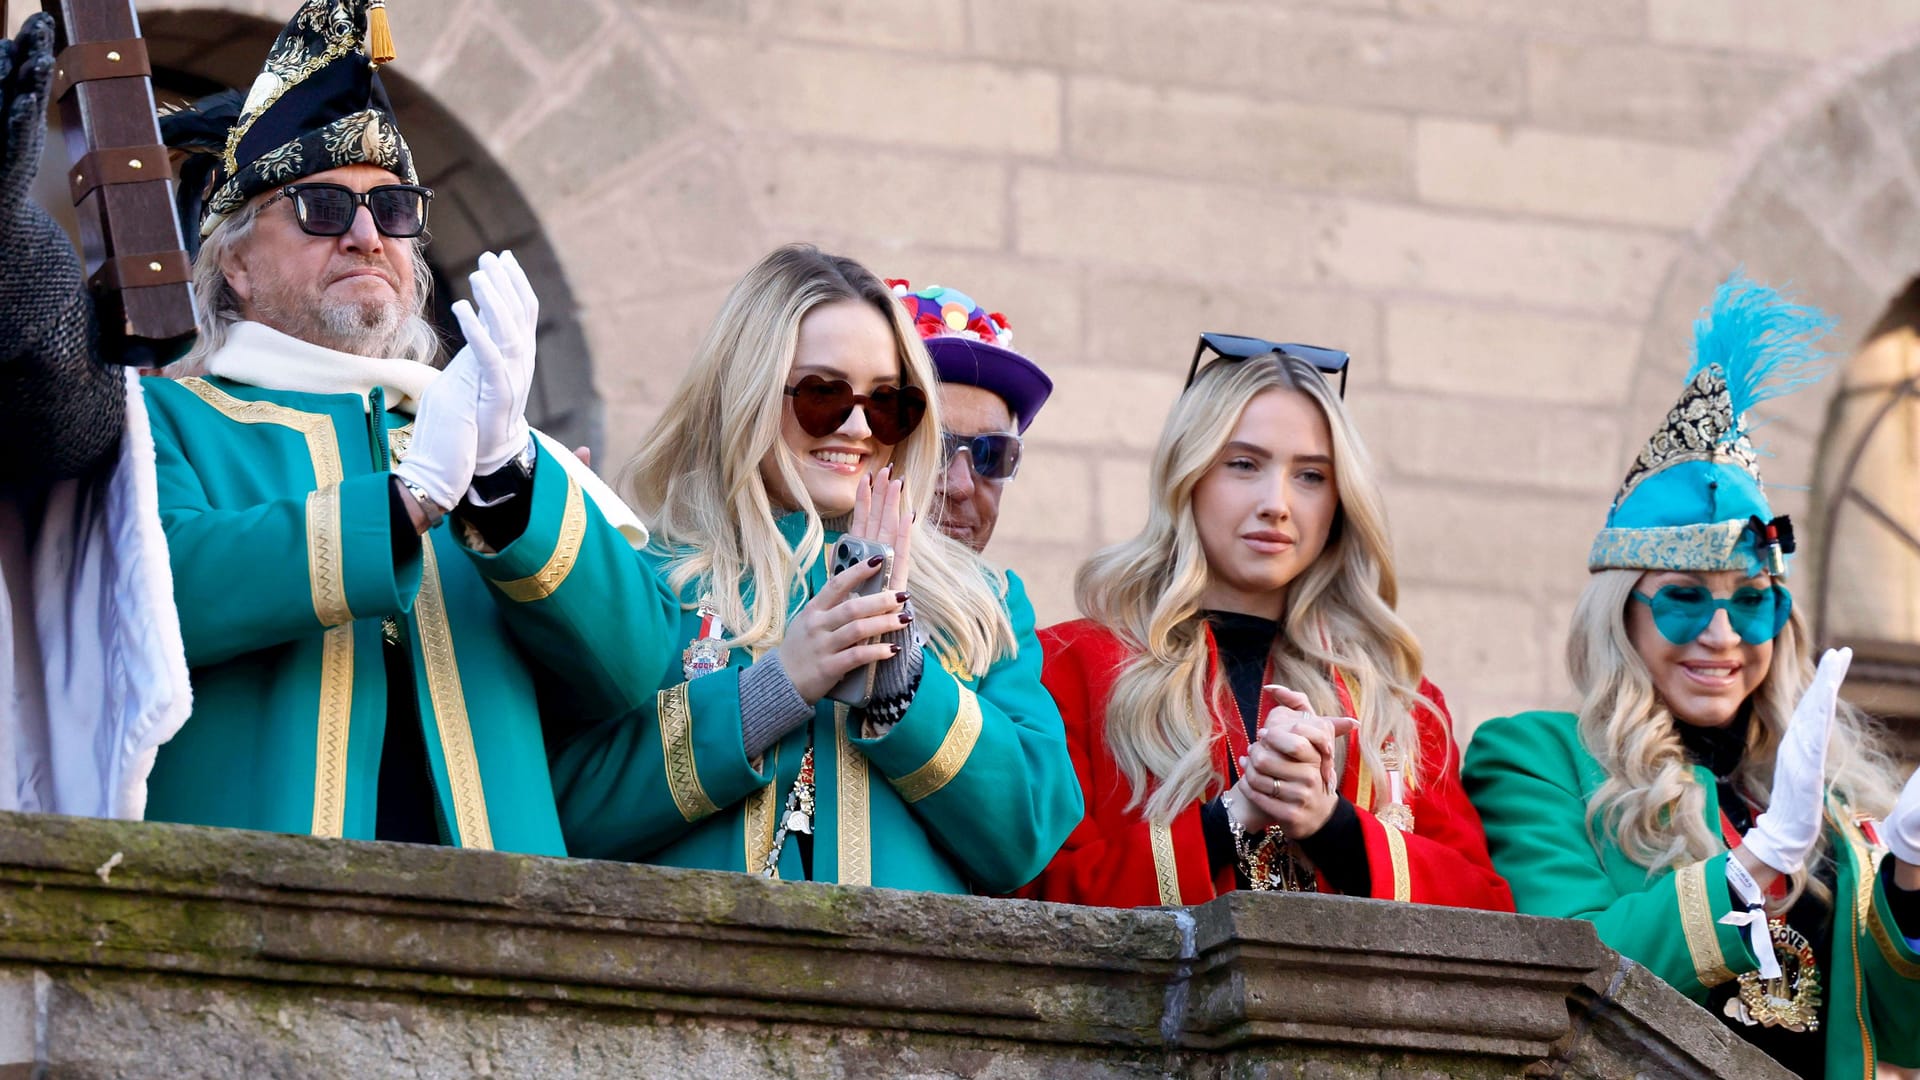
[205,321,647,547]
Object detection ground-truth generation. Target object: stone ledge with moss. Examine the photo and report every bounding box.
[0,812,1786,1078]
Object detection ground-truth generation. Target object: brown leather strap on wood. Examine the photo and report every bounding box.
[50,37,151,101]
[68,143,169,204]
[87,250,192,291]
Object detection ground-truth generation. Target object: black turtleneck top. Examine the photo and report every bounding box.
[1197,611,1369,896]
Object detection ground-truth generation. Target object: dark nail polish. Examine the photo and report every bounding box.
[899,612,913,624]
[890,644,903,656]
[867,555,884,567]
[895,591,910,603]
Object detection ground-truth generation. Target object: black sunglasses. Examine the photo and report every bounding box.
[941,431,1023,481]
[1186,332,1350,397]
[783,374,928,445]
[265,182,434,238]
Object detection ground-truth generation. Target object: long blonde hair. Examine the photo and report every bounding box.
[1077,355,1433,824]
[626,244,1014,669]
[1569,568,1902,907]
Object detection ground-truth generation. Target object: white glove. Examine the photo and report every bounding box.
[392,348,481,513]
[1744,647,1851,875]
[463,249,538,475]
[1887,763,1920,867]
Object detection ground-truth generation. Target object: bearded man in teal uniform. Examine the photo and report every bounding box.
[137,0,664,853]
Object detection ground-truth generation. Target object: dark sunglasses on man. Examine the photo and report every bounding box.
[783,374,928,445]
[941,431,1023,482]
[1186,332,1350,397]
[264,182,434,239]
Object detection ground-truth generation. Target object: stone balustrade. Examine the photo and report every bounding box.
[0,812,1788,1078]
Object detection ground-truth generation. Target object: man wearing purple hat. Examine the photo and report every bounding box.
[890,282,1052,553]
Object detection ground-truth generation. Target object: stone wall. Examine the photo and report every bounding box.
[14,0,1920,731]
[0,812,1792,1079]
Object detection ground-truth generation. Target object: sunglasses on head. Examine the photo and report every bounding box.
[941,431,1023,482]
[1631,583,1793,646]
[1187,332,1350,397]
[264,182,434,238]
[783,374,927,445]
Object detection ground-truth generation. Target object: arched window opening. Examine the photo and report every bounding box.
[1812,278,1920,764]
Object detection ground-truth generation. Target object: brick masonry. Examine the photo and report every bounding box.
[36,0,1920,740]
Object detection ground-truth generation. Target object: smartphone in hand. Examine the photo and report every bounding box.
[825,537,895,706]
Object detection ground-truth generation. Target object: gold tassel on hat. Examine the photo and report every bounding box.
[366,0,396,66]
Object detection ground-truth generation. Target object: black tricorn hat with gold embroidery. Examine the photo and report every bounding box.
[187,0,414,237]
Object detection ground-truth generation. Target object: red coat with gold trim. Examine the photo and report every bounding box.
[1020,618,1515,911]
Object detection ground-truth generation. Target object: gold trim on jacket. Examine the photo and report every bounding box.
[179,377,353,839]
[415,543,493,850]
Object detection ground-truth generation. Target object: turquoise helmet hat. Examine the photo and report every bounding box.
[1589,272,1835,579]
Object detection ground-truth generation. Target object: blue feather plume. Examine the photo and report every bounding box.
[1687,271,1835,438]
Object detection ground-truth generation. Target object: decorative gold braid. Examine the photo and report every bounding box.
[414,543,493,850]
[305,485,353,626]
[310,624,354,837]
[1382,822,1412,902]
[495,479,586,602]
[1676,859,1737,989]
[836,705,872,886]
[658,683,718,822]
[1149,823,1180,905]
[744,746,779,877]
[889,686,983,803]
[179,378,342,484]
[176,378,352,840]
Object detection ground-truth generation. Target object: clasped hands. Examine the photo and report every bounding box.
[393,251,539,527]
[1228,685,1358,840]
[778,467,915,704]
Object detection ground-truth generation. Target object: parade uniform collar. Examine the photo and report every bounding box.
[205,321,436,413]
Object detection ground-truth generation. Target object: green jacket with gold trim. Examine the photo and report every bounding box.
[141,374,663,856]
[540,513,1082,894]
[1463,710,1920,1076]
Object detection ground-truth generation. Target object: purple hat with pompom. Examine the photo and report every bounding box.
[890,280,1053,434]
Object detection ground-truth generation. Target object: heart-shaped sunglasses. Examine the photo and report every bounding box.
[783,374,928,445]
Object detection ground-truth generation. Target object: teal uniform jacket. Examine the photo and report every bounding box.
[544,513,1083,894]
[141,375,659,855]
[1464,711,1920,1077]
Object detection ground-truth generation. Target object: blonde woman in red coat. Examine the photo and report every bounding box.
[1022,342,1511,909]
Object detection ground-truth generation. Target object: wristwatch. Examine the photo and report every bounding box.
[397,476,446,530]
[467,434,537,507]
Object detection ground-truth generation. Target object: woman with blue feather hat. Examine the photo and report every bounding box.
[1464,274,1920,1078]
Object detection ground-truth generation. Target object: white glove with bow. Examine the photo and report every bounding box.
[1743,647,1852,876]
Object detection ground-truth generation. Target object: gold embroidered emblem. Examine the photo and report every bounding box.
[1724,919,1821,1032]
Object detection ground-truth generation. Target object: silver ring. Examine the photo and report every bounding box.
[1270,776,1281,798]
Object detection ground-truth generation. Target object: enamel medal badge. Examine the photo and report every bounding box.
[682,595,731,680]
